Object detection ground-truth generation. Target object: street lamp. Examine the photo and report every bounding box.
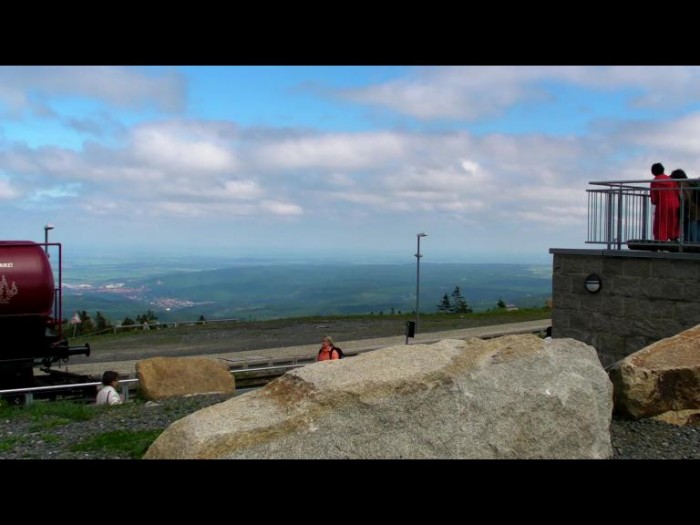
[415,232,427,333]
[44,224,54,257]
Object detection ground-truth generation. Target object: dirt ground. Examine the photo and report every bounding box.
[68,311,551,365]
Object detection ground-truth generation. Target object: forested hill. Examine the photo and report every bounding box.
[62,262,552,323]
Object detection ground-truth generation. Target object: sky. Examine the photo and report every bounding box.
[2,65,699,265]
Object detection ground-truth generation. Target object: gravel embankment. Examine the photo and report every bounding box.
[1,393,698,459]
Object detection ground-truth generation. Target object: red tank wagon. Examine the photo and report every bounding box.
[0,241,90,388]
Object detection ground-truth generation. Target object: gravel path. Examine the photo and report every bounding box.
[1,393,698,459]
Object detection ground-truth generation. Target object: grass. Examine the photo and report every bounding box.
[0,399,97,424]
[39,434,62,444]
[0,436,26,453]
[75,307,551,348]
[70,429,162,459]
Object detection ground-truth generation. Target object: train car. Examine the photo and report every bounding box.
[0,240,90,388]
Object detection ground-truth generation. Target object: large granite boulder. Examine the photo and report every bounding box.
[609,324,700,420]
[144,335,613,459]
[136,357,235,401]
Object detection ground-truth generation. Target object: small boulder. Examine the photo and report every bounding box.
[609,324,700,419]
[136,356,235,401]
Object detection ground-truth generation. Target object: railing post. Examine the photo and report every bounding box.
[617,187,623,249]
[606,191,613,249]
[642,191,649,240]
[679,181,686,252]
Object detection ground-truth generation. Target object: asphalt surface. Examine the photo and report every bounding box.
[59,319,552,379]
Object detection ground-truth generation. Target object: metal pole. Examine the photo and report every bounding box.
[415,233,427,333]
[44,224,53,257]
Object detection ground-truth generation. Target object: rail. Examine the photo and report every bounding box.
[588,178,700,251]
[70,317,242,340]
[0,378,140,405]
[0,364,307,406]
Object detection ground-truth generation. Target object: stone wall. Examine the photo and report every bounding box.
[550,249,700,366]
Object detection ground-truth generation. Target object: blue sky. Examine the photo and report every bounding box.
[2,65,699,264]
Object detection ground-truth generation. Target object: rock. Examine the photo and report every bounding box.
[608,324,700,419]
[652,409,700,427]
[136,357,235,401]
[144,335,613,459]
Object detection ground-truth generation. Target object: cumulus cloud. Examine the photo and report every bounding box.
[0,117,599,230]
[260,200,304,215]
[338,66,700,121]
[0,179,18,199]
[340,66,544,121]
[0,66,186,116]
[63,112,126,138]
[614,112,700,155]
[251,131,405,170]
[4,95,696,245]
[130,121,238,174]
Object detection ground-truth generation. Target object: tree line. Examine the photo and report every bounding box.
[62,309,161,336]
[436,286,473,314]
[436,286,509,314]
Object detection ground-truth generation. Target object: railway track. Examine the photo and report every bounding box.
[0,361,308,405]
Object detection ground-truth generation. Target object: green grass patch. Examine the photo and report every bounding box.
[0,436,26,453]
[70,429,162,459]
[29,417,72,432]
[0,400,97,423]
[39,434,62,444]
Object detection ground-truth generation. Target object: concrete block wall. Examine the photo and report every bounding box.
[550,249,700,366]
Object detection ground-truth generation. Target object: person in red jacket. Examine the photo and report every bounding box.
[650,162,680,241]
[317,336,342,361]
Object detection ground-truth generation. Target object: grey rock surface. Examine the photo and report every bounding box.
[145,335,613,459]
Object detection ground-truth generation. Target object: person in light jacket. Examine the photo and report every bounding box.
[96,370,123,406]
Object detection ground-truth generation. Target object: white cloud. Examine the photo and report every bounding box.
[615,112,700,156]
[0,179,18,199]
[252,131,405,170]
[340,66,544,120]
[131,122,238,174]
[0,121,595,229]
[338,66,700,121]
[0,66,186,115]
[260,200,303,215]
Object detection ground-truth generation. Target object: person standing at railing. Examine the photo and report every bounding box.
[670,169,691,241]
[688,179,700,243]
[650,162,680,241]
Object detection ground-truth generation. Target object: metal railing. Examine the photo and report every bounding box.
[69,317,242,341]
[0,378,139,405]
[588,178,700,250]
[0,365,302,406]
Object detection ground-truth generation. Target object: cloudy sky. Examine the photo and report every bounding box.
[1,65,696,264]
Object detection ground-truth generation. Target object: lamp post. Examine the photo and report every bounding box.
[44,224,54,257]
[415,232,427,333]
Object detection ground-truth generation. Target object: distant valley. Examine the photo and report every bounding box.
[61,258,552,324]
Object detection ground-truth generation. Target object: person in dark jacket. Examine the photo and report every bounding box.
[670,169,690,241]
